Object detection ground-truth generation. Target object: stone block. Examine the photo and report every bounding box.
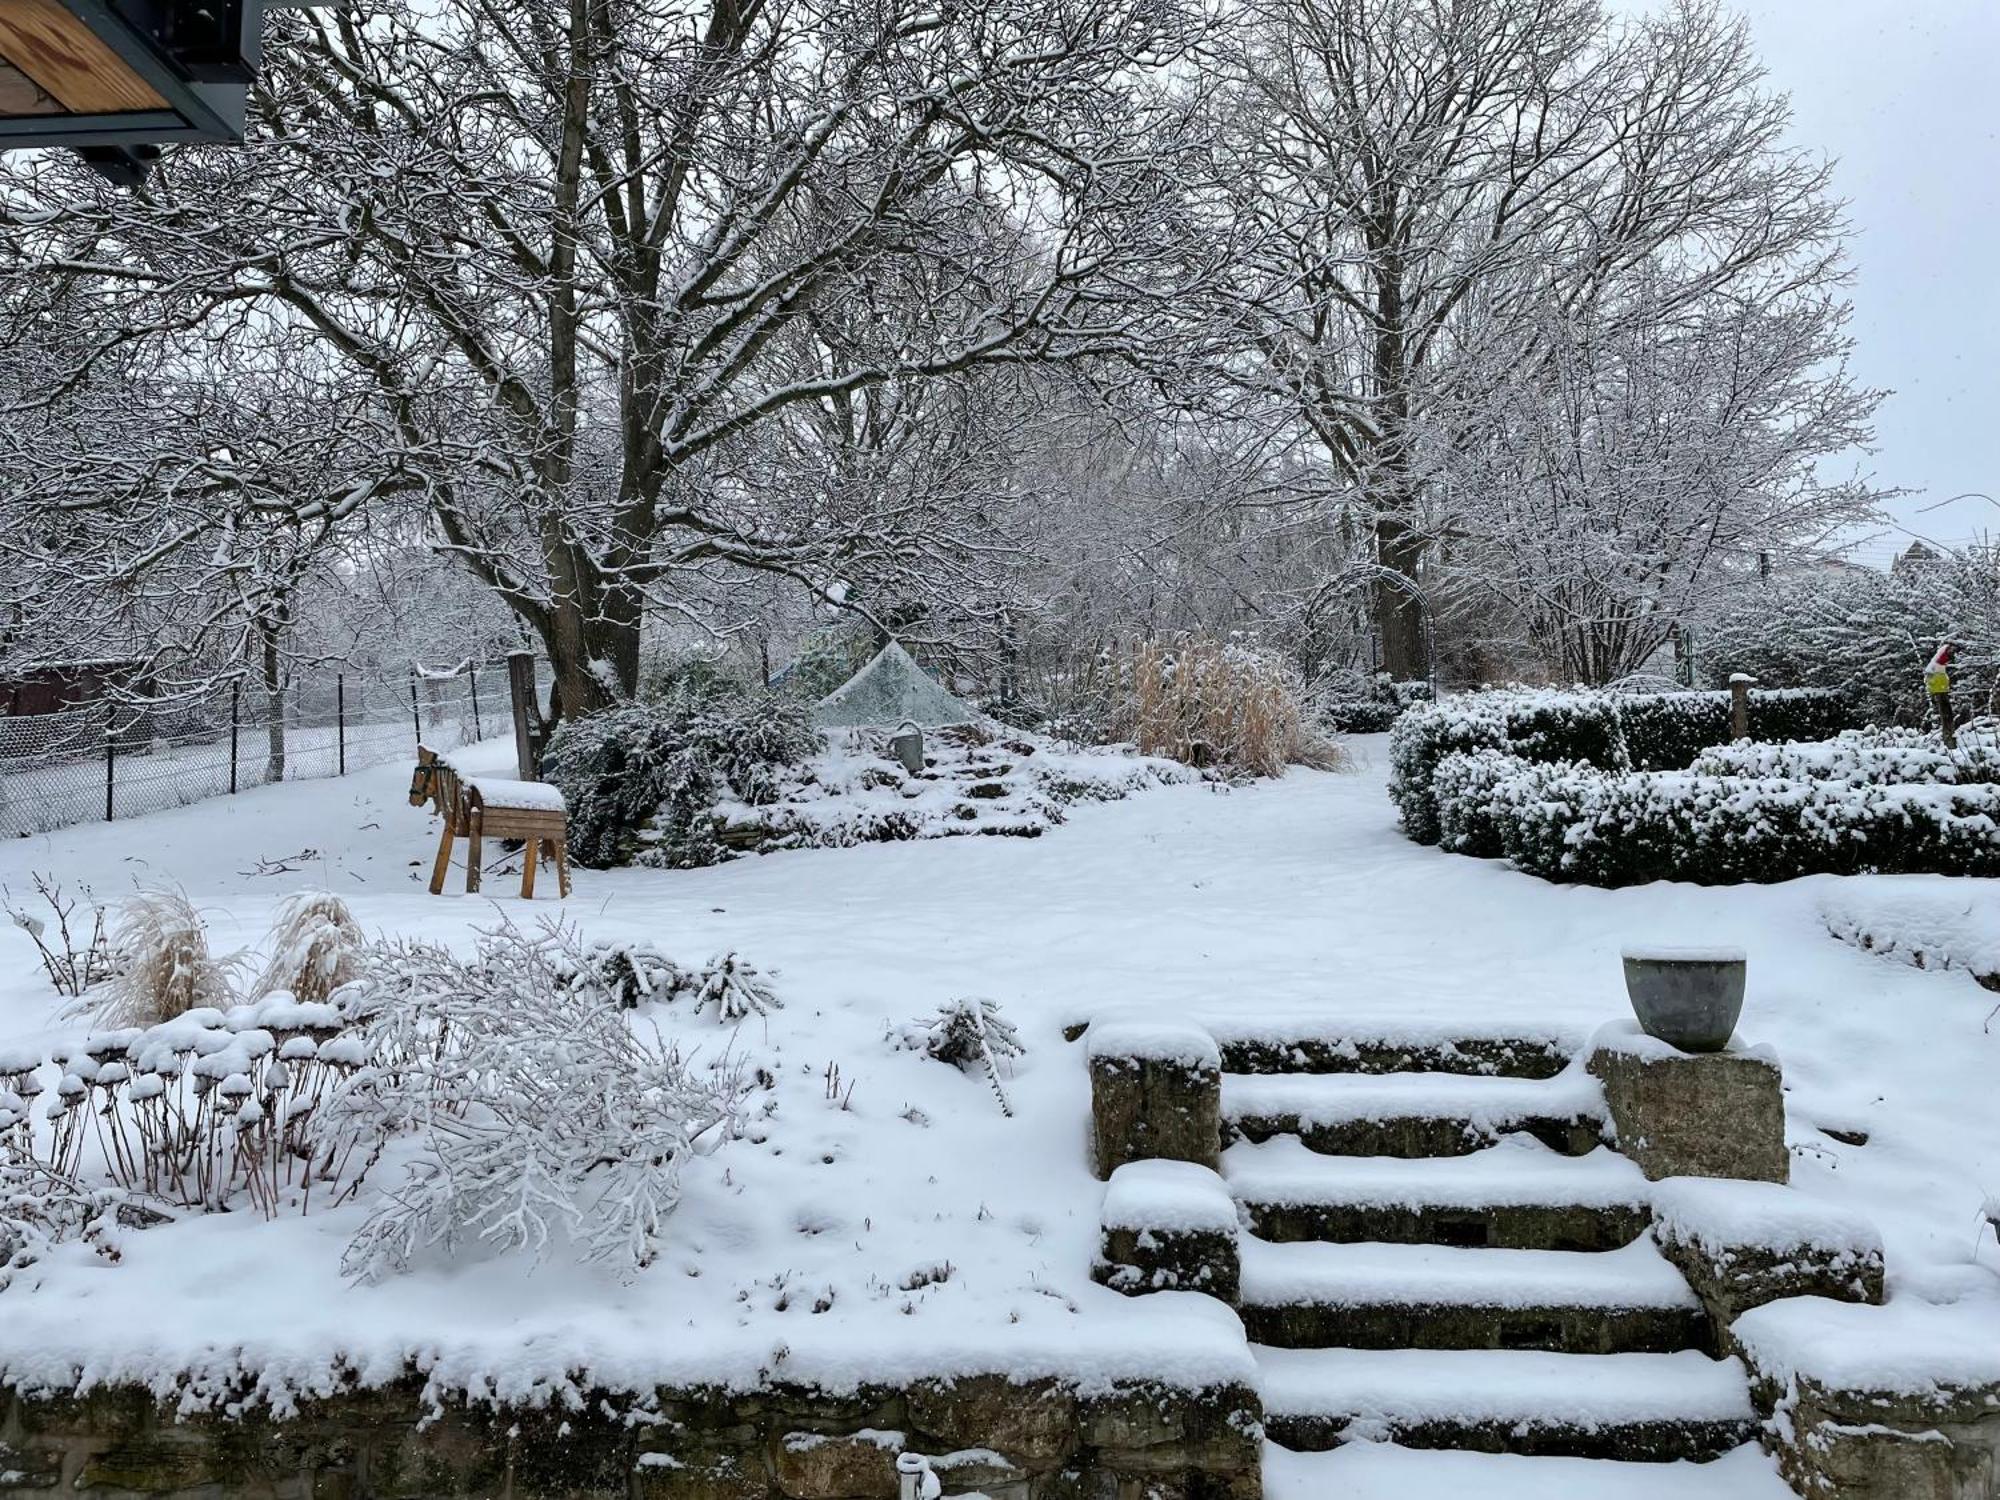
[907,1377,1078,1469]
[1649,1177,1883,1335]
[1586,1020,1786,1182]
[769,1429,902,1499]
[1094,1160,1240,1303]
[1087,1021,1222,1178]
[635,1449,773,1500]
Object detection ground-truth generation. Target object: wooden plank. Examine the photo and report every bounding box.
[0,55,60,114]
[0,0,167,114]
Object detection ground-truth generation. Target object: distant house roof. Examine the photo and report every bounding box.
[813,641,973,728]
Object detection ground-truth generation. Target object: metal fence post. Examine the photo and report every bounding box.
[469,667,483,741]
[229,681,241,794]
[104,726,116,822]
[338,673,347,775]
[409,671,423,746]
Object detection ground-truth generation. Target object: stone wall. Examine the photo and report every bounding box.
[0,1372,1261,1500]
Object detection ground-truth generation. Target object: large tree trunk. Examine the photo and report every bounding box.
[1374,518,1430,683]
[542,569,644,724]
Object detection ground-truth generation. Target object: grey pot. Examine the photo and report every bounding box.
[1621,947,1747,1053]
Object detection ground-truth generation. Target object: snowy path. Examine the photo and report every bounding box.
[3,735,1998,1493]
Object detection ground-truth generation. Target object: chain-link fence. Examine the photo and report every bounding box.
[0,664,513,838]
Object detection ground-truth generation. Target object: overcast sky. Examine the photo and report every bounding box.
[1720,0,2000,565]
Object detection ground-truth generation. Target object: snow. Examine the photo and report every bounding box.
[1255,1346,1755,1426]
[468,777,567,812]
[1621,944,1747,963]
[1222,1067,1605,1128]
[1240,1237,1699,1310]
[1085,1018,1220,1069]
[1821,877,2000,984]
[2,732,1997,1440]
[1733,1287,2000,1400]
[1589,1018,1776,1067]
[1225,1135,1649,1211]
[1649,1178,1883,1259]
[1099,1160,1236,1234]
[1265,1441,1798,1499]
[1201,1014,1588,1052]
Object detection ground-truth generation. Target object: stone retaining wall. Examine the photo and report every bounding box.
[0,1372,1261,1500]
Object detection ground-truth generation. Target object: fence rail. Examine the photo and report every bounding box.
[0,664,512,839]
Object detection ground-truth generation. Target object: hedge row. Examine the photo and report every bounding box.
[1388,687,1852,844]
[1432,752,2000,886]
[1690,733,2000,786]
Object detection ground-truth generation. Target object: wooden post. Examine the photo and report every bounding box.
[507,652,540,779]
[1729,672,1756,741]
[337,673,347,775]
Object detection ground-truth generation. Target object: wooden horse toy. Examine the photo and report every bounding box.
[408,745,572,899]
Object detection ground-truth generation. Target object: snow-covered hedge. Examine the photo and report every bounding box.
[1691,732,2000,786]
[1432,752,2000,886]
[1389,686,1852,844]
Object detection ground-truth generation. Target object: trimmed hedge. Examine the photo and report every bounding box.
[1434,754,2000,886]
[1388,687,1853,844]
[1691,733,2000,787]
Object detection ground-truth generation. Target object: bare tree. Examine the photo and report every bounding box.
[1207,0,1851,680]
[1,0,1214,717]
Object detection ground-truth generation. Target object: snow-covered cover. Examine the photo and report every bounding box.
[1240,1236,1698,1311]
[1649,1178,1882,1259]
[1100,1160,1236,1233]
[1590,1019,1774,1067]
[468,777,567,812]
[1224,1134,1648,1211]
[1621,945,1745,963]
[1223,1067,1605,1129]
[1734,1289,2000,1399]
[1821,879,2000,985]
[1256,1346,1754,1426]
[1086,1018,1220,1070]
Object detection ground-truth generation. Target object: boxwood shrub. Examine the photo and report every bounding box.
[1389,686,1852,844]
[1440,755,2000,886]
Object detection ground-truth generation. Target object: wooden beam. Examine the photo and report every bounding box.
[0,56,62,115]
[0,0,167,114]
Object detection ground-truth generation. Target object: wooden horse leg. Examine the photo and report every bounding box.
[554,838,572,898]
[521,837,539,900]
[466,809,484,894]
[429,821,455,895]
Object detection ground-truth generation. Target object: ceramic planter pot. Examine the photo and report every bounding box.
[1621,946,1747,1053]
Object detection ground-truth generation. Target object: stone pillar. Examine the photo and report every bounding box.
[1087,1020,1222,1179]
[1586,1021,1787,1183]
[1095,1159,1241,1303]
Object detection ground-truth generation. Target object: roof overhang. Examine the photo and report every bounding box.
[0,0,259,166]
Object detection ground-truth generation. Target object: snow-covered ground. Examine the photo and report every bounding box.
[3,734,1998,1489]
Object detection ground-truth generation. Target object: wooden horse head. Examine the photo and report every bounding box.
[408,747,448,811]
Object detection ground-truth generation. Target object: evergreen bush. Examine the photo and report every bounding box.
[542,676,821,868]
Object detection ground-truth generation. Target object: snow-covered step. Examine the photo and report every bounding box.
[1239,1236,1709,1353]
[1264,1441,1800,1499]
[1205,1017,1584,1079]
[1254,1346,1757,1459]
[1226,1135,1650,1249]
[1222,1069,1605,1158]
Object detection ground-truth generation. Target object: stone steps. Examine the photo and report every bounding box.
[1263,1440,1801,1499]
[1255,1346,1759,1460]
[1225,1134,1650,1249]
[1222,1068,1605,1158]
[1238,1238,1710,1353]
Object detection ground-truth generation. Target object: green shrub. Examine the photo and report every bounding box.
[542,678,821,868]
[1433,751,2000,886]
